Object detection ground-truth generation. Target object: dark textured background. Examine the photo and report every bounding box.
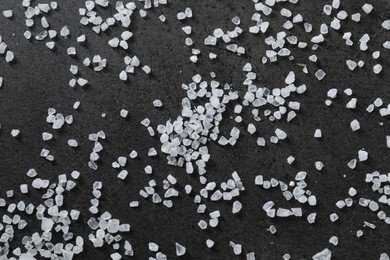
[0,0,390,259]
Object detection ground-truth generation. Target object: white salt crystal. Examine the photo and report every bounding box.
[206,239,214,248]
[372,51,380,59]
[315,161,324,171]
[110,253,121,260]
[315,69,326,80]
[346,98,357,109]
[369,201,379,211]
[362,3,373,14]
[11,129,20,137]
[275,128,287,140]
[149,242,159,252]
[129,201,139,208]
[118,170,128,180]
[327,88,337,99]
[255,3,272,15]
[276,208,292,217]
[119,71,128,81]
[71,171,80,179]
[46,41,55,50]
[347,159,357,169]
[323,5,332,15]
[144,165,152,174]
[348,187,357,196]
[20,184,28,193]
[42,132,53,141]
[336,200,346,209]
[358,149,368,161]
[287,156,295,164]
[77,78,88,87]
[175,242,186,256]
[330,213,339,222]
[41,217,54,232]
[311,34,324,43]
[314,129,322,138]
[350,119,360,131]
[346,60,357,70]
[68,139,78,147]
[308,196,317,206]
[108,38,119,48]
[232,201,242,214]
[142,65,151,74]
[293,14,303,23]
[182,26,192,35]
[231,16,241,25]
[120,109,129,118]
[381,19,390,30]
[313,248,332,260]
[285,71,295,84]
[3,10,13,18]
[373,64,382,74]
[129,150,137,159]
[5,51,14,63]
[60,26,70,37]
[307,213,317,224]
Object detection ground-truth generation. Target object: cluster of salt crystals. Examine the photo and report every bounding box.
[365,98,390,123]
[229,241,242,255]
[111,154,130,180]
[323,2,384,74]
[0,36,15,64]
[119,55,151,81]
[177,7,197,61]
[0,171,85,259]
[88,130,106,170]
[69,54,106,87]
[79,1,134,34]
[158,74,236,173]
[258,171,317,220]
[87,182,133,258]
[46,108,73,130]
[21,1,60,42]
[355,171,390,225]
[141,117,155,137]
[240,67,305,129]
[108,31,133,50]
[87,55,107,72]
[138,172,179,208]
[195,172,245,230]
[204,25,245,56]
[346,148,368,170]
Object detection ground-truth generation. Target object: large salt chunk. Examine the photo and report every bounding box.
[313,248,332,260]
[350,119,360,131]
[285,71,295,84]
[3,10,13,18]
[275,128,287,140]
[315,69,326,80]
[362,3,373,14]
[175,242,186,256]
[358,149,368,161]
[382,20,390,30]
[232,201,242,214]
[276,208,292,217]
[41,217,54,232]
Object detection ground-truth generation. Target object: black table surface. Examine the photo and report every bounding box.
[0,0,389,259]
